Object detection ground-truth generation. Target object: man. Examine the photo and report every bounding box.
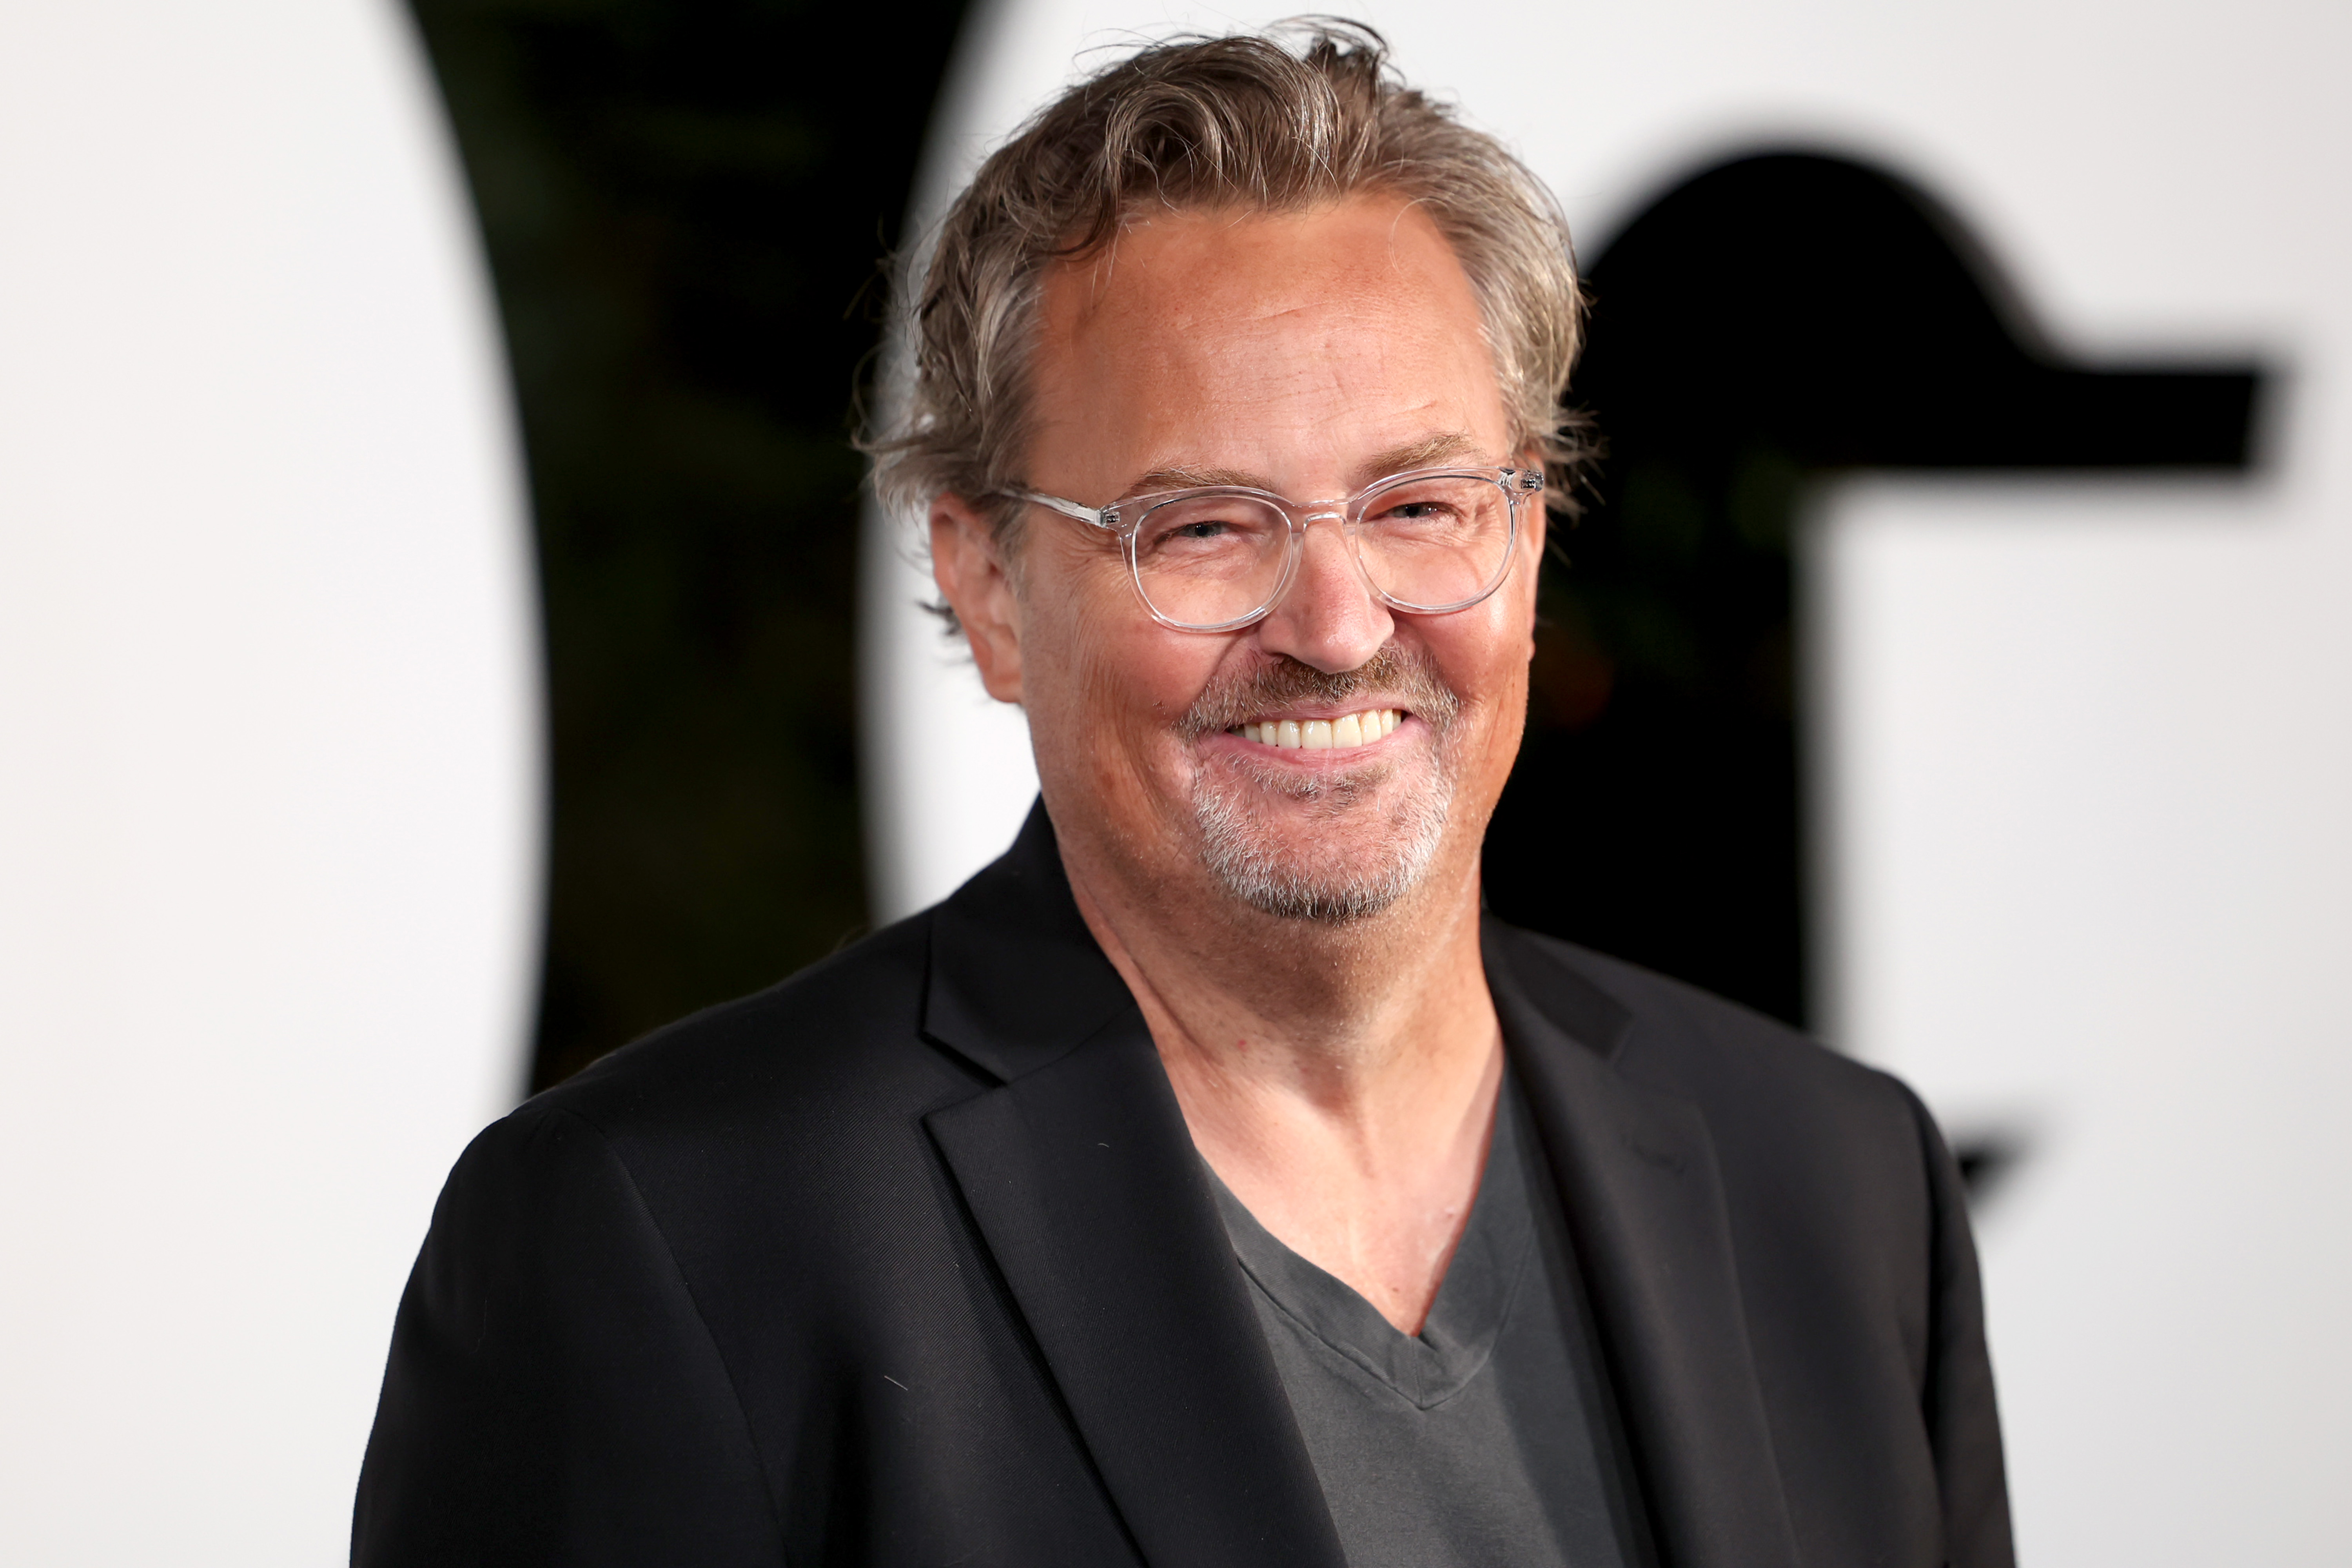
[356,24,2011,1568]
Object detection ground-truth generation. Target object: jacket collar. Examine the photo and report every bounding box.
[920,799,1137,1085]
[922,800,1350,1568]
[1486,923,1800,1568]
[920,802,1795,1568]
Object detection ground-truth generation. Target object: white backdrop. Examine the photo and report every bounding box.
[864,2,2352,1559]
[0,1,539,1562]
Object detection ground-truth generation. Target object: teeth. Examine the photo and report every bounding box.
[1236,709,1401,751]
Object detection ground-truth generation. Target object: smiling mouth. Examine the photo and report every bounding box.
[1228,708,1401,751]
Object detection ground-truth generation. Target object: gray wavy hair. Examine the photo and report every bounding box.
[864,18,1592,541]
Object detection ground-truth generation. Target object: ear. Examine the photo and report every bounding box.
[929,494,1026,704]
[1515,458,1550,644]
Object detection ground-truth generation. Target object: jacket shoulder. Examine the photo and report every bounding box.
[1491,921,1925,1148]
[515,911,974,1149]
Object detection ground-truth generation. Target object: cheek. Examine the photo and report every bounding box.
[1426,594,1538,764]
[1489,598,1539,740]
[1078,619,1222,750]
[1025,564,1209,768]
[1454,579,1539,686]
[1014,535,1123,688]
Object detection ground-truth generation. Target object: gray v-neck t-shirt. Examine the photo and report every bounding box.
[1209,1078,1641,1568]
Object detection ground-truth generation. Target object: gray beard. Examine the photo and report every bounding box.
[1191,759,1454,924]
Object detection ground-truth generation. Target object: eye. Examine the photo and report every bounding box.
[1369,497,1466,526]
[1136,499,1281,555]
[1143,514,1241,549]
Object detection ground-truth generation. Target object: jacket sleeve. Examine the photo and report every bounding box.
[352,1106,782,1567]
[1898,1083,2017,1568]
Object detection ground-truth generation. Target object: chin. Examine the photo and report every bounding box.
[1189,754,1455,924]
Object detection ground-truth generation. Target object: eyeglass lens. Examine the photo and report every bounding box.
[1129,472,1517,628]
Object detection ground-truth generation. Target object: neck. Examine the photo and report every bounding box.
[1060,828,1503,1334]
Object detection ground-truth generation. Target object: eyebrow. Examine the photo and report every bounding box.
[1356,431,1486,482]
[1120,431,1490,501]
[1124,463,1265,495]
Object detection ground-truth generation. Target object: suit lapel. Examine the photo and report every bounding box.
[920,808,1793,1568]
[1487,923,1801,1568]
[922,804,1347,1568]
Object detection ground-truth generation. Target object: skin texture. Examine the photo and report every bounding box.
[929,196,1544,1334]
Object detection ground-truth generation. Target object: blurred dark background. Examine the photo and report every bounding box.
[409,0,970,1089]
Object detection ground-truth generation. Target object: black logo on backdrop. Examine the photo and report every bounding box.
[1484,152,2263,1032]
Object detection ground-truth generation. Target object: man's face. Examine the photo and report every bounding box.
[940,195,1543,925]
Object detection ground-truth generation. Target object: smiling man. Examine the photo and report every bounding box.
[355,24,2012,1568]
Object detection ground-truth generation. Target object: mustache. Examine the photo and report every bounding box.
[1177,646,1463,740]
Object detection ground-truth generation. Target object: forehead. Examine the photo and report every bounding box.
[1026,197,1506,488]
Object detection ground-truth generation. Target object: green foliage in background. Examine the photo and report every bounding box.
[409,0,969,1088]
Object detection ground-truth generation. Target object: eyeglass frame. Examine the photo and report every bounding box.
[998,465,1544,634]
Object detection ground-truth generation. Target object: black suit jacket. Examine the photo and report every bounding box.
[355,803,2013,1568]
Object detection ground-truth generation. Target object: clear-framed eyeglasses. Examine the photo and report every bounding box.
[1002,465,1544,633]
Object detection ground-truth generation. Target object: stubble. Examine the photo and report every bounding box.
[1180,648,1462,924]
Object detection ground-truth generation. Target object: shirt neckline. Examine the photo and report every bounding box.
[1207,1078,1541,1411]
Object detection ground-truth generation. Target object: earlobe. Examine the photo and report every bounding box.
[930,495,1026,705]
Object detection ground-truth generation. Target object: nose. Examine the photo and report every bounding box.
[1253,513,1392,673]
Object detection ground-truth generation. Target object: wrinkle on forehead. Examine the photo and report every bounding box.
[1124,431,1487,500]
[1056,195,1460,323]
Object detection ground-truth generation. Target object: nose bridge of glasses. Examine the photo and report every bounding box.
[1251,507,1392,662]
[1276,503,1379,608]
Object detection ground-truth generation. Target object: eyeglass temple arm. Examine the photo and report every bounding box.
[1011,491,1118,530]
